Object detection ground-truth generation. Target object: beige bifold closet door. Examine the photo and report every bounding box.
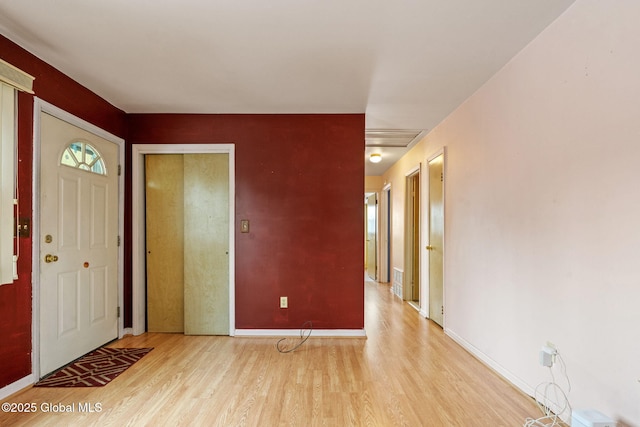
[145,153,229,335]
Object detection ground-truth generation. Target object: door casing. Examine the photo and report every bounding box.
[31,98,125,380]
[131,144,235,336]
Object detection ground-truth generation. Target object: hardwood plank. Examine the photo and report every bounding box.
[0,278,540,426]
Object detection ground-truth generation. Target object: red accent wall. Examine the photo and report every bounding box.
[0,35,126,388]
[127,114,365,329]
[0,33,364,390]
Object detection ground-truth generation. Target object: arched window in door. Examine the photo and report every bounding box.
[61,141,107,175]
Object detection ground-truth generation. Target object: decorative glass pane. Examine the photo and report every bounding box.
[60,142,107,175]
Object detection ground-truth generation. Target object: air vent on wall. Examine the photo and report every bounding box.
[0,58,35,94]
[365,129,425,148]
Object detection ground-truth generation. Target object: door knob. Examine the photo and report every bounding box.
[426,246,434,251]
[44,254,59,263]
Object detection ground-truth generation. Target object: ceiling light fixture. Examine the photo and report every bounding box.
[370,153,382,163]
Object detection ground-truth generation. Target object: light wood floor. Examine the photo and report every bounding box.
[1,277,539,426]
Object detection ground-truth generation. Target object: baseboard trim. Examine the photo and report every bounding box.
[0,374,34,400]
[444,328,534,397]
[235,328,367,338]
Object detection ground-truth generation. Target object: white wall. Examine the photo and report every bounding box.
[382,0,640,423]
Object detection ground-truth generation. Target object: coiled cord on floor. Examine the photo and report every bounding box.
[276,321,313,353]
[523,351,572,427]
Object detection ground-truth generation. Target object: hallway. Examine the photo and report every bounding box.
[1,279,538,426]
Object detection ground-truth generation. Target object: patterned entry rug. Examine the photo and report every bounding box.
[35,347,153,387]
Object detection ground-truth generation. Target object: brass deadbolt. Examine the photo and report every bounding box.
[44,254,59,263]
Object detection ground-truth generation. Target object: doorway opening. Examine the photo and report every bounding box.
[380,185,391,283]
[145,153,230,335]
[131,144,235,336]
[404,168,420,309]
[365,193,377,281]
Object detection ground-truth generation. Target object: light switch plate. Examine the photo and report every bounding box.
[240,219,250,233]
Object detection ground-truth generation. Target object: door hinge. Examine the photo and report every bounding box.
[117,307,121,318]
[117,235,121,246]
[441,306,444,315]
[118,164,121,176]
[440,172,443,182]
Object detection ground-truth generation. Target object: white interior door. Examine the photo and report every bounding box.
[39,112,119,376]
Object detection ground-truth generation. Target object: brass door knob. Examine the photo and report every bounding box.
[44,254,59,263]
[426,246,434,251]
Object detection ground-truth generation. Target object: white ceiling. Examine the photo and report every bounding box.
[0,0,575,175]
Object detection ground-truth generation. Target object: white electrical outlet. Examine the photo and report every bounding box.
[280,296,288,308]
[539,346,556,367]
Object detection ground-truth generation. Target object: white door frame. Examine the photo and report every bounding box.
[32,98,126,380]
[131,144,236,336]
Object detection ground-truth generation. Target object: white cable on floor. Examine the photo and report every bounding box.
[523,351,572,427]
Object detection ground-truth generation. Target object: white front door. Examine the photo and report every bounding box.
[39,112,119,376]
